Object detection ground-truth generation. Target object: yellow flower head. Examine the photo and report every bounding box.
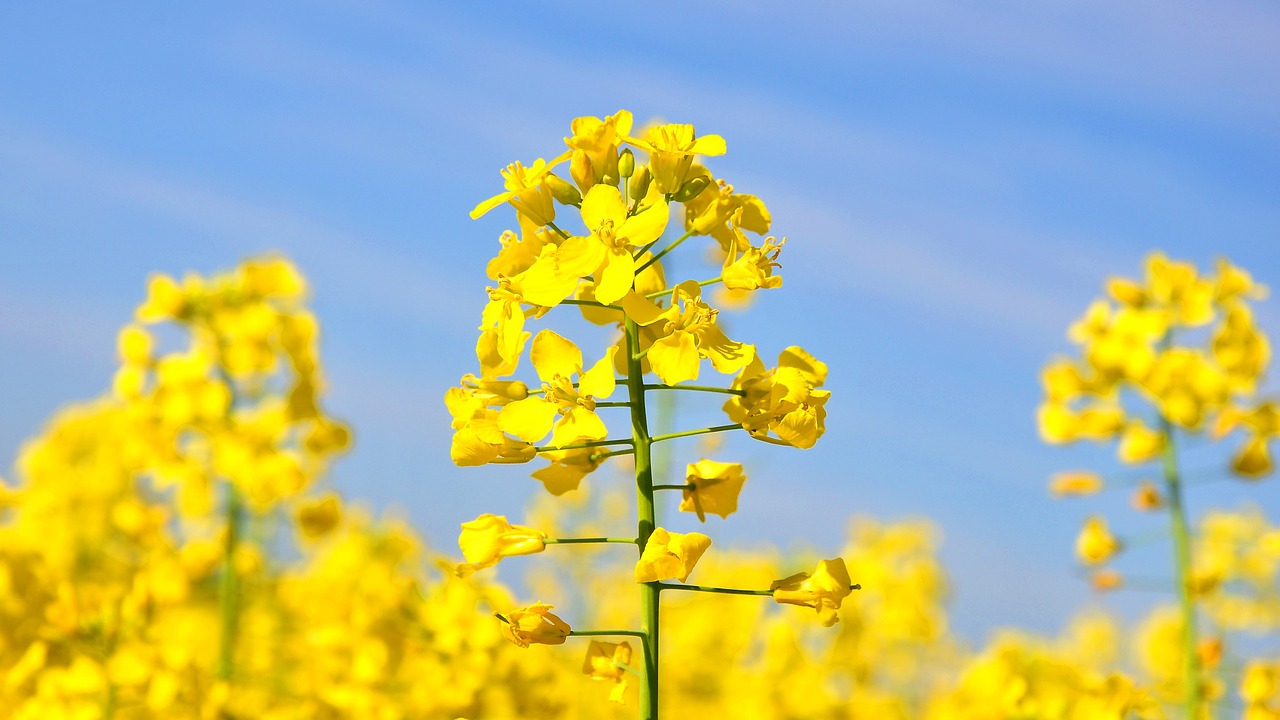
[1117,420,1165,465]
[1076,516,1122,566]
[565,110,633,190]
[634,527,712,583]
[500,602,571,648]
[497,330,618,446]
[455,514,546,577]
[679,459,746,521]
[626,123,726,194]
[582,640,634,704]
[771,558,853,627]
[471,153,572,226]
[722,232,784,293]
[641,280,755,386]
[555,184,670,305]
[724,347,829,449]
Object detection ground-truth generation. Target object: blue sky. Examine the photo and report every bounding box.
[2,1,1279,641]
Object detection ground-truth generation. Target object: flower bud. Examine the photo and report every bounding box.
[570,151,596,191]
[628,166,652,200]
[673,175,710,203]
[618,148,635,179]
[544,173,582,205]
[600,172,619,187]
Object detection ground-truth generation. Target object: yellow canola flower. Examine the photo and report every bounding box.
[1075,516,1121,566]
[724,346,830,449]
[582,640,634,704]
[564,109,632,190]
[681,168,772,253]
[470,153,572,226]
[1047,471,1103,498]
[627,280,755,386]
[722,232,784,293]
[500,602,571,648]
[455,514,546,577]
[1145,251,1216,327]
[1118,420,1165,464]
[770,558,853,627]
[117,324,152,366]
[530,447,604,496]
[634,528,712,583]
[1241,661,1279,707]
[135,272,189,323]
[555,184,670,305]
[625,122,727,194]
[497,330,618,447]
[680,459,746,521]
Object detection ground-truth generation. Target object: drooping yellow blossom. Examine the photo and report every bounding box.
[530,447,607,496]
[771,558,853,627]
[1048,471,1104,498]
[497,330,618,447]
[679,459,746,521]
[582,640,634,704]
[681,169,772,253]
[625,123,727,194]
[1076,516,1122,566]
[471,153,572,226]
[500,602,571,648]
[724,346,829,448]
[634,528,712,583]
[455,514,547,577]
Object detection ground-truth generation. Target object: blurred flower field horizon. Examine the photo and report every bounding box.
[2,2,1279,718]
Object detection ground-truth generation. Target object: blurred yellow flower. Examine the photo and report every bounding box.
[1076,516,1121,566]
[582,640,634,704]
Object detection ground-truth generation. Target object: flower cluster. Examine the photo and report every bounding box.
[445,110,845,712]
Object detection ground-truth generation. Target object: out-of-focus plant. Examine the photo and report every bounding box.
[448,109,848,717]
[1039,252,1274,717]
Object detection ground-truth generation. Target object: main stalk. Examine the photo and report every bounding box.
[625,316,660,719]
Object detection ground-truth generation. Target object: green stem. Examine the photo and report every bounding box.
[216,482,244,681]
[544,537,638,545]
[656,582,862,596]
[650,424,740,445]
[546,221,571,239]
[590,448,635,461]
[560,298,615,309]
[642,383,745,397]
[568,629,648,638]
[637,230,693,273]
[1160,417,1202,718]
[652,484,692,491]
[535,438,633,453]
[644,276,722,300]
[594,401,634,408]
[625,315,661,720]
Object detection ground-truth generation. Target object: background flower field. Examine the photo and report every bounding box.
[2,2,1279,718]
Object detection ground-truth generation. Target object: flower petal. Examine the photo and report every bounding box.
[530,329,582,383]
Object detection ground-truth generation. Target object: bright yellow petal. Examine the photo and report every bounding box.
[581,184,626,229]
[619,200,669,249]
[578,347,619,399]
[553,407,607,445]
[618,291,666,326]
[555,235,607,280]
[689,134,726,156]
[516,252,578,307]
[470,190,514,220]
[596,250,636,306]
[530,329,582,382]
[697,326,755,375]
[648,331,700,385]
[498,397,559,443]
